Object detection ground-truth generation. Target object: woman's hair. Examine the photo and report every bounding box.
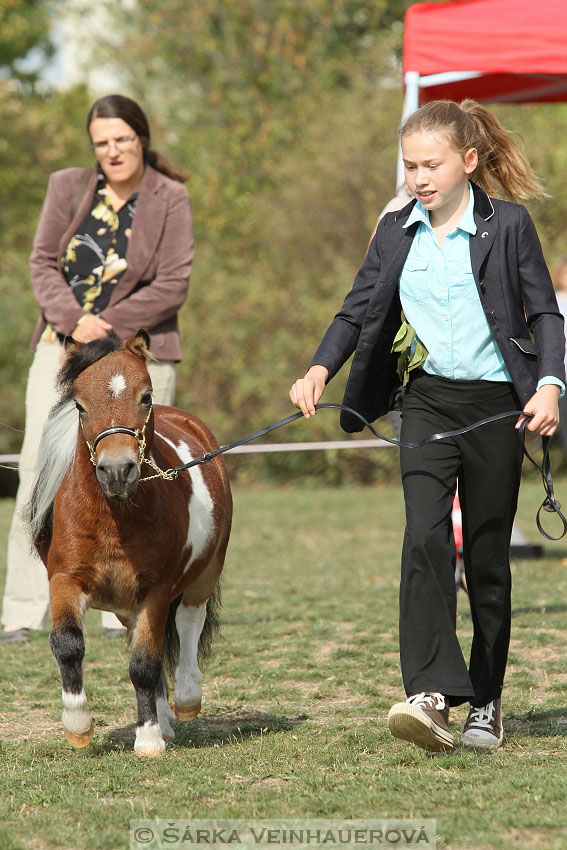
[400,99,546,202]
[87,94,188,183]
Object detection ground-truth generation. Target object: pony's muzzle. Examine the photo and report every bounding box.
[96,455,140,500]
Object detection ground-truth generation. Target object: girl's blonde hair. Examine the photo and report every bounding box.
[400,99,547,202]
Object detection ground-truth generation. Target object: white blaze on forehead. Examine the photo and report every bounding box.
[108,373,127,397]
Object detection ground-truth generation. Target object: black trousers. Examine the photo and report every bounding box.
[399,370,524,707]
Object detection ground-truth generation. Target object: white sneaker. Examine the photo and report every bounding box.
[462,699,503,750]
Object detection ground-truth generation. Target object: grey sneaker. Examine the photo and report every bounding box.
[388,692,454,752]
[105,628,126,638]
[462,699,503,749]
[0,628,30,645]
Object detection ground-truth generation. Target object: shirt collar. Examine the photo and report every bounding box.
[403,182,477,235]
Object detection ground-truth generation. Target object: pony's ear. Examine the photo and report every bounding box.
[63,335,83,356]
[124,330,156,361]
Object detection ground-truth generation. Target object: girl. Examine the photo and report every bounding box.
[289,100,564,753]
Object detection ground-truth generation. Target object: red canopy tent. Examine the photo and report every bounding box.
[397,0,567,185]
[403,0,567,105]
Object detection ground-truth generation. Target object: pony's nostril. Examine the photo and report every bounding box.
[96,464,110,483]
[123,463,138,483]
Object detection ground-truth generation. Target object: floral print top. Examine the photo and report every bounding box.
[61,168,138,314]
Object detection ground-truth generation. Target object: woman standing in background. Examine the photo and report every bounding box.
[1,94,194,643]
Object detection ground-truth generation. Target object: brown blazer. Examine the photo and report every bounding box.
[29,164,194,361]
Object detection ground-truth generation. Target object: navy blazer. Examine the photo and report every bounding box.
[311,183,565,433]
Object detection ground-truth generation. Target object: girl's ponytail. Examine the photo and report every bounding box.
[400,99,547,202]
[459,100,547,201]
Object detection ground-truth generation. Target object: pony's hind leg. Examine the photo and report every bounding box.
[173,600,207,720]
[156,667,175,742]
[49,575,93,748]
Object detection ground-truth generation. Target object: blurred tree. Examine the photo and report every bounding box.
[90,0,407,481]
[0,0,53,82]
[0,25,90,455]
[1,0,566,485]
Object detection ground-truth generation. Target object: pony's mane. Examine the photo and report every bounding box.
[57,332,123,398]
[30,334,137,550]
[28,399,79,549]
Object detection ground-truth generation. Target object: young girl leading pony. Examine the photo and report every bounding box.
[289,99,565,752]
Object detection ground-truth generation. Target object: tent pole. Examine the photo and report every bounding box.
[396,71,420,190]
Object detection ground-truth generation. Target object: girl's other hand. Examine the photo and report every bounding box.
[516,384,561,436]
[289,365,329,418]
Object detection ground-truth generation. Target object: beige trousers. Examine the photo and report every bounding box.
[1,339,176,631]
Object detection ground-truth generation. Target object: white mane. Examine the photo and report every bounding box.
[28,399,79,544]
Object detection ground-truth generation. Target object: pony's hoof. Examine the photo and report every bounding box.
[135,746,166,757]
[135,722,167,756]
[64,724,94,748]
[174,699,201,721]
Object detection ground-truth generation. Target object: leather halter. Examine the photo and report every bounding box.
[81,407,152,468]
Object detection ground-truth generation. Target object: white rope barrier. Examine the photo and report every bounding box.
[0,440,395,467]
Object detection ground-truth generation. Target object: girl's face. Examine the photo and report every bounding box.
[402,130,477,215]
[89,117,145,188]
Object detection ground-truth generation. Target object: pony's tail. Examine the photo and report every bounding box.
[163,595,182,678]
[162,582,223,677]
[197,581,222,665]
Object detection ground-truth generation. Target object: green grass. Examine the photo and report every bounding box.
[1,476,567,850]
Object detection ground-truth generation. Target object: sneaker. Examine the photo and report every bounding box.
[388,692,454,752]
[0,628,30,645]
[461,699,503,750]
[105,628,126,638]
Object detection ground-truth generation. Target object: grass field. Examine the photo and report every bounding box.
[1,476,567,850]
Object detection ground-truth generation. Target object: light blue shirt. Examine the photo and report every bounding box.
[399,184,563,393]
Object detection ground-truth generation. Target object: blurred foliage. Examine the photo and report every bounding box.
[0,82,92,461]
[1,0,566,487]
[0,0,53,81]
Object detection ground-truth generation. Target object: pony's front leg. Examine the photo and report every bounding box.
[49,574,93,748]
[130,594,169,757]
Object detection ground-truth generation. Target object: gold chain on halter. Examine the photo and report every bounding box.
[139,454,179,482]
[81,408,178,481]
[136,420,179,481]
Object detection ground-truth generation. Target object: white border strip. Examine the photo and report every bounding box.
[0,440,395,468]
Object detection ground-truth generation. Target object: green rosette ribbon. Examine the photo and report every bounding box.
[391,311,428,386]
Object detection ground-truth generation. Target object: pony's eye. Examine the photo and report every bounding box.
[75,401,86,414]
[140,392,152,407]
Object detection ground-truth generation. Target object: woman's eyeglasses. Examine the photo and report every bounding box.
[91,136,137,154]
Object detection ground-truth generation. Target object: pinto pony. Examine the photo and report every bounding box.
[29,331,232,756]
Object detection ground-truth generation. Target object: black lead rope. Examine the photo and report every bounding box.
[169,403,566,541]
[519,422,567,541]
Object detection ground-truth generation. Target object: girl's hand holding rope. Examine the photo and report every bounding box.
[516,383,560,436]
[289,365,329,418]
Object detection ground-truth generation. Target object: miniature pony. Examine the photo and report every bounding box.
[30,331,232,756]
